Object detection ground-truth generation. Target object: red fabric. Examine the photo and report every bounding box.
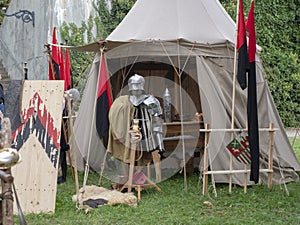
[246,0,256,63]
[97,53,113,107]
[64,49,72,90]
[48,27,59,80]
[59,47,65,82]
[236,0,246,49]
[236,0,248,90]
[95,52,113,138]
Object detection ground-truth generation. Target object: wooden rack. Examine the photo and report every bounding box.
[201,123,276,195]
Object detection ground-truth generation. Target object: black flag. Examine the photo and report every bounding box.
[246,0,260,183]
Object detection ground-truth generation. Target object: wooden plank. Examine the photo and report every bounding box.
[203,169,273,175]
[11,80,64,214]
[12,134,58,214]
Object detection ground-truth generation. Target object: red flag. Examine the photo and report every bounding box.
[246,0,256,63]
[59,46,65,83]
[246,0,260,183]
[96,52,113,138]
[48,27,60,80]
[236,0,249,90]
[64,48,72,91]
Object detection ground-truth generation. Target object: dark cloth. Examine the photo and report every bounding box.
[83,199,108,208]
[58,107,69,184]
[0,83,4,104]
[246,1,260,183]
[0,83,4,130]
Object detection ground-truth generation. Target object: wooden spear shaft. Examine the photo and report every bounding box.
[229,0,241,194]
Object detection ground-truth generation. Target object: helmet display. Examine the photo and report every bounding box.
[65,88,80,101]
[128,74,145,92]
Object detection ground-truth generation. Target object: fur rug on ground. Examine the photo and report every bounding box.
[72,185,137,209]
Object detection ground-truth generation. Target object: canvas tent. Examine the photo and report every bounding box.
[73,0,299,186]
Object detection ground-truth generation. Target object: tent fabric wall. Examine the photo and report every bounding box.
[73,0,299,185]
[74,41,299,185]
[74,53,106,172]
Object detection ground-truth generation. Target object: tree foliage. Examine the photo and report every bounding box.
[92,0,136,39]
[59,18,95,92]
[0,0,10,25]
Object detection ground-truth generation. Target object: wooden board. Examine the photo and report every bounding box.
[12,134,58,213]
[11,80,64,214]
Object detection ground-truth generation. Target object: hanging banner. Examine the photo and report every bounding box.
[226,132,251,164]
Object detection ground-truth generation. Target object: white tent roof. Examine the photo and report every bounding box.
[107,0,236,44]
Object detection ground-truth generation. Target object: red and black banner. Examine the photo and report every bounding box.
[49,27,60,80]
[246,0,260,183]
[12,92,61,167]
[237,0,249,90]
[95,53,113,139]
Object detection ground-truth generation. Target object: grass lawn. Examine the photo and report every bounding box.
[18,138,300,225]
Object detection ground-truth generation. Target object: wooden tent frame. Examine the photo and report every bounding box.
[200,123,277,196]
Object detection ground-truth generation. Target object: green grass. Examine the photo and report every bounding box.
[290,136,300,160]
[17,138,300,225]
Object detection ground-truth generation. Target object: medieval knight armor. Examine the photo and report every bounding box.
[107,74,165,164]
[128,75,164,155]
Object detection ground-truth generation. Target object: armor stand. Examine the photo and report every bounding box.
[120,120,162,200]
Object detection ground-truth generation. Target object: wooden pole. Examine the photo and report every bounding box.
[98,150,108,186]
[175,41,188,192]
[202,123,210,195]
[268,123,274,189]
[178,75,188,193]
[66,94,79,197]
[243,164,247,193]
[127,119,139,193]
[85,49,105,190]
[229,0,241,194]
[174,71,180,117]
[244,121,248,193]
[62,119,75,180]
[44,43,57,80]
[1,169,13,225]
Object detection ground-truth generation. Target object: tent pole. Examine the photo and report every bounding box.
[268,123,274,189]
[62,117,75,180]
[44,43,57,80]
[83,48,105,190]
[177,40,188,193]
[202,123,210,195]
[229,0,240,194]
[65,93,80,198]
[244,121,248,193]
